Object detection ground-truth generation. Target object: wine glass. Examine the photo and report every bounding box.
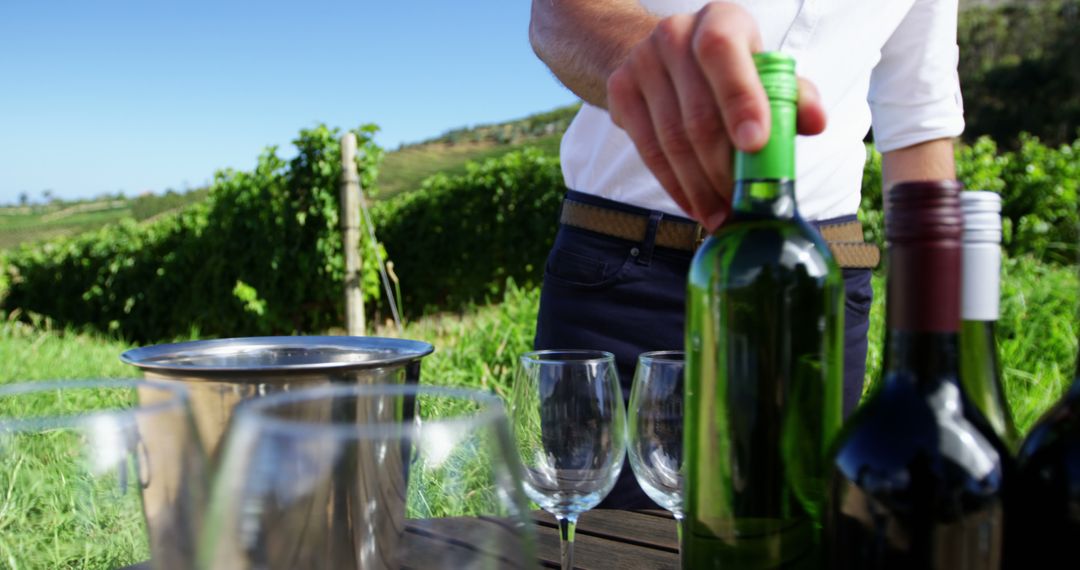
[510,350,627,570]
[626,351,685,557]
[198,383,536,570]
[0,379,206,570]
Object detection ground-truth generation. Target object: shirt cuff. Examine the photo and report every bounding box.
[871,92,965,153]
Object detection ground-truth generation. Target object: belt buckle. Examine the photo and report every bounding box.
[694,225,708,249]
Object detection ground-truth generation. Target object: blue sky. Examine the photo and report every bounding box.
[0,1,579,204]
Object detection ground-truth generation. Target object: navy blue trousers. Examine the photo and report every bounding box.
[533,191,873,509]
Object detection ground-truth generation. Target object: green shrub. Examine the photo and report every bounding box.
[956,135,1080,263]
[1,125,384,342]
[371,148,565,314]
[4,126,1074,342]
[859,135,1078,264]
[0,139,563,342]
[857,145,885,250]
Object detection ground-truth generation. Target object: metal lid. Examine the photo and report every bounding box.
[120,336,435,376]
[961,191,1002,244]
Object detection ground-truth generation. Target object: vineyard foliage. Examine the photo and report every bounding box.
[859,135,1079,264]
[2,127,1076,342]
[1,125,384,341]
[370,148,564,314]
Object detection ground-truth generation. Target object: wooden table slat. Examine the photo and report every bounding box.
[402,516,532,568]
[531,510,678,569]
[533,523,678,569]
[531,509,679,552]
[122,509,679,569]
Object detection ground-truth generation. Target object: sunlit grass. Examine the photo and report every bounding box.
[0,257,1072,566]
[0,317,133,384]
[863,255,1078,433]
[0,383,151,570]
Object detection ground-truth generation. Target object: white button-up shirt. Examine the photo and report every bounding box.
[560,0,964,221]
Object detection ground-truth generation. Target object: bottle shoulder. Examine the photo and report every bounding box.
[689,220,841,287]
[1013,392,1080,528]
[833,377,1006,496]
[1019,392,1080,466]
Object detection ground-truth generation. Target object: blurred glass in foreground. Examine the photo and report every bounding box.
[0,379,206,570]
[199,384,535,570]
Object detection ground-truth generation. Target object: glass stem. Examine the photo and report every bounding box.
[558,515,577,570]
[674,513,685,568]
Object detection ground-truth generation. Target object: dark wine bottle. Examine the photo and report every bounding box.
[824,180,1006,569]
[683,52,844,569]
[1012,340,1080,567]
[959,191,1020,450]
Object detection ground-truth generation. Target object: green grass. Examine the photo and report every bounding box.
[405,393,518,519]
[996,256,1078,431]
[0,318,133,383]
[3,255,1072,426]
[0,412,151,570]
[0,257,1072,567]
[863,255,1078,433]
[404,258,1078,437]
[386,280,540,400]
[0,323,147,569]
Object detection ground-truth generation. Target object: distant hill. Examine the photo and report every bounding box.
[0,105,581,250]
[375,104,578,199]
[0,0,1057,250]
[0,189,209,251]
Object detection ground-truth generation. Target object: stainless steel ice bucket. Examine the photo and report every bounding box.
[120,335,435,461]
[121,336,435,569]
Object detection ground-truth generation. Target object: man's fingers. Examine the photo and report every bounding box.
[653,14,730,196]
[607,66,687,211]
[797,77,828,135]
[639,18,725,222]
[691,3,769,153]
[607,2,821,228]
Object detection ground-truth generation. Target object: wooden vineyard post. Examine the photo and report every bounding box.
[340,133,365,336]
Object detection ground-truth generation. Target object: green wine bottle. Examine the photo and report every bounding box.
[959,191,1020,450]
[683,52,844,569]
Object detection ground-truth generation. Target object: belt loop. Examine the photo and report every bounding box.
[636,211,663,266]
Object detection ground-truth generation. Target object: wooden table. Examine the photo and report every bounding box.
[123,509,679,569]
[383,509,680,569]
[532,509,679,569]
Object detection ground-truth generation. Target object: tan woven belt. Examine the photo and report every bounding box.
[560,199,881,269]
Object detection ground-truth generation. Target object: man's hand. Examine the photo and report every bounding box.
[604,2,827,230]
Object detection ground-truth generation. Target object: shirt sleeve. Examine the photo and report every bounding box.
[868,0,964,153]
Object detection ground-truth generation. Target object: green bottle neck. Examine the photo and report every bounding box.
[732,96,797,219]
[731,180,797,219]
[960,319,1020,448]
